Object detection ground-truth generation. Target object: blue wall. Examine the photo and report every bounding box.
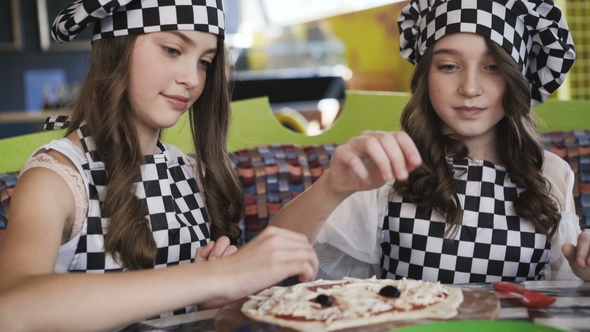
[0,0,240,139]
[0,0,90,138]
[0,0,91,112]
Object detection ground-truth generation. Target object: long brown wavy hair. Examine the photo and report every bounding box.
[66,34,244,270]
[393,37,560,239]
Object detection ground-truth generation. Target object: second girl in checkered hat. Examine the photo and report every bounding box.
[273,0,590,283]
[0,0,318,330]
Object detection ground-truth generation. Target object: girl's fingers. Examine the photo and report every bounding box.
[562,233,590,270]
[267,249,318,282]
[344,131,421,183]
[209,236,231,260]
[243,229,318,270]
[195,241,215,263]
[357,136,394,181]
[223,231,319,297]
[342,150,370,183]
[377,133,407,180]
[393,132,422,171]
[297,262,317,283]
[331,133,388,186]
[368,131,422,181]
[220,245,238,258]
[576,230,590,268]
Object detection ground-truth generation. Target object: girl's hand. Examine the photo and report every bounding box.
[194,236,239,309]
[326,130,422,197]
[203,226,318,307]
[562,229,590,280]
[194,236,237,262]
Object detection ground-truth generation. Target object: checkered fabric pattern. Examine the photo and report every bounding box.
[380,158,551,284]
[2,136,586,278]
[229,143,337,244]
[43,115,71,130]
[398,0,576,106]
[543,130,590,229]
[51,0,225,43]
[74,124,210,271]
[68,125,210,317]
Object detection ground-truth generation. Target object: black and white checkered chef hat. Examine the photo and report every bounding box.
[398,0,575,105]
[52,0,225,43]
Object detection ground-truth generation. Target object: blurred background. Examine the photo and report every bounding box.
[0,0,587,138]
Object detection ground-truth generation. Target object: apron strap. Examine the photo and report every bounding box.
[44,115,71,131]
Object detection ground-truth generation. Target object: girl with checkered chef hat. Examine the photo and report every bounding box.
[273,0,590,284]
[0,0,318,330]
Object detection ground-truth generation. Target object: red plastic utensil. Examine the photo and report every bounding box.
[493,282,556,308]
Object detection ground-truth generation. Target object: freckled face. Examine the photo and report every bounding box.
[127,30,217,137]
[428,33,507,147]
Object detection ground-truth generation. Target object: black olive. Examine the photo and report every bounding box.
[379,285,401,298]
[314,294,333,307]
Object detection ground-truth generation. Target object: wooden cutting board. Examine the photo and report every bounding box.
[214,286,499,332]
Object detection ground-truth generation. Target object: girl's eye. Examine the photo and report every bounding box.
[163,46,180,56]
[487,64,500,73]
[199,59,212,70]
[437,64,457,72]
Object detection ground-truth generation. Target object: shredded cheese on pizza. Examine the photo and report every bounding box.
[244,276,453,323]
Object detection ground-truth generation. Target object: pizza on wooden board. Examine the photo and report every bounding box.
[241,276,463,332]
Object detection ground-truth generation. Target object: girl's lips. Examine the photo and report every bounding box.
[455,107,484,118]
[162,94,189,110]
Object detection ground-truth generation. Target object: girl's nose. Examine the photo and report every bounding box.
[458,68,483,97]
[176,64,200,89]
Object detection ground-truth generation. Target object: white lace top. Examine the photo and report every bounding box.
[21,139,89,273]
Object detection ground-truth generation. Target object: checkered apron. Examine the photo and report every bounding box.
[69,124,210,316]
[380,158,551,284]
